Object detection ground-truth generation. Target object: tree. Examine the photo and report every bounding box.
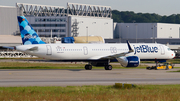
[112,10,180,24]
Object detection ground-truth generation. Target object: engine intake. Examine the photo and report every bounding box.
[116,56,140,67]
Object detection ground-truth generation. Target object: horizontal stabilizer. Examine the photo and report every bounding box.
[26,46,38,51]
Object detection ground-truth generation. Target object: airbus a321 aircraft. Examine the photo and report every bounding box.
[15,16,175,70]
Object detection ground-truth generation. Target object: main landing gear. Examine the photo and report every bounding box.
[84,63,112,70]
[85,64,92,70]
[104,65,112,70]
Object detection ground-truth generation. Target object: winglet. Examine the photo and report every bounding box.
[126,40,134,53]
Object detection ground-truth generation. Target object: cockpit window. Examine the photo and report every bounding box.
[167,48,171,51]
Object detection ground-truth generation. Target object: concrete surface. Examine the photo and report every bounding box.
[0,69,179,87]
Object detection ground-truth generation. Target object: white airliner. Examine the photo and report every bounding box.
[14,16,175,70]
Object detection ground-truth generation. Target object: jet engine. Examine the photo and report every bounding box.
[116,56,140,67]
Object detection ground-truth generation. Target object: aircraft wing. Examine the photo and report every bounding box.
[90,40,134,60]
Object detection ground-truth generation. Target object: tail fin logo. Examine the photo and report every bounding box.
[17,16,46,45]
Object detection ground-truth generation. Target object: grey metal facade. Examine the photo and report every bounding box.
[0,6,19,35]
[16,3,113,38]
[26,16,67,37]
[114,23,180,40]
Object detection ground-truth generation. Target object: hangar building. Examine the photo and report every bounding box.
[110,23,180,50]
[17,3,113,39]
[1,2,180,58]
[0,3,113,57]
[114,23,180,40]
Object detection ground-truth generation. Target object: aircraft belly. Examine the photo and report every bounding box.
[128,52,163,59]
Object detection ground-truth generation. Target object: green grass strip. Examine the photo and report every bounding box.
[0,84,180,101]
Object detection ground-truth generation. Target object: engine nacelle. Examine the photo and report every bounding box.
[116,56,140,67]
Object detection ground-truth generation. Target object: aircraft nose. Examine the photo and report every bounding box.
[171,51,175,58]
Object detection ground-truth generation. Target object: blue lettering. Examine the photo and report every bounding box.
[137,47,140,53]
[151,47,154,52]
[142,45,147,53]
[134,45,158,55]
[140,46,143,52]
[133,46,136,55]
[154,47,158,53]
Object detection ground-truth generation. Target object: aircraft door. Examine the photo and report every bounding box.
[110,47,117,53]
[83,46,88,55]
[46,45,52,55]
[159,45,165,55]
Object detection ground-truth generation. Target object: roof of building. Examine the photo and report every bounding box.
[0,5,16,8]
[0,35,22,44]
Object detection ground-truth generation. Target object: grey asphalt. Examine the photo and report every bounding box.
[0,68,180,87]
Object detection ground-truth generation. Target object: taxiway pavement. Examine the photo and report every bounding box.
[0,69,179,87]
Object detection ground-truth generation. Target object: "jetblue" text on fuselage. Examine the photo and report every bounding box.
[134,45,158,55]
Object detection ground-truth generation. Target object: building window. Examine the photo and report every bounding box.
[31,24,66,27]
[35,18,66,22]
[60,35,66,37]
[35,29,66,32]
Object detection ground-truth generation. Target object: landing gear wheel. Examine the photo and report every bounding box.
[85,65,92,70]
[104,65,112,70]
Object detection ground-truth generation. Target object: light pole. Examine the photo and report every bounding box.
[152,25,157,43]
[126,26,129,40]
[58,29,60,38]
[86,26,88,43]
[51,29,52,39]
[152,24,154,43]
[135,24,138,43]
[119,24,121,43]
[154,25,157,43]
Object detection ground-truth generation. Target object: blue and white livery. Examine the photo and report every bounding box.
[15,16,175,70]
[17,16,45,45]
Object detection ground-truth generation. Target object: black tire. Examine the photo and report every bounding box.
[88,65,92,70]
[146,67,150,70]
[108,65,112,70]
[85,65,92,70]
[104,65,112,70]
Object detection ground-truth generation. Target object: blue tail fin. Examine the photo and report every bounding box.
[17,16,46,45]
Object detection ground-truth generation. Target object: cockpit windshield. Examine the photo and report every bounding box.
[167,48,171,51]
